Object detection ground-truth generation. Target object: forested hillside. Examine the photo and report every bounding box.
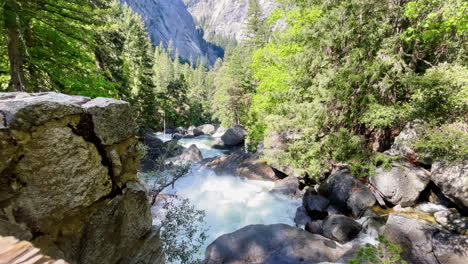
[0,0,215,131]
[1,0,466,178]
[1,0,467,263]
[211,0,467,179]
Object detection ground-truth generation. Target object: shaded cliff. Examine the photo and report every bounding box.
[121,0,223,65]
[0,92,163,264]
[184,0,278,42]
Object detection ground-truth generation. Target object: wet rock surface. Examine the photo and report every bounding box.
[220,125,247,146]
[321,215,362,243]
[202,153,280,181]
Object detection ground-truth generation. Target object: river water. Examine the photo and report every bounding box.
[153,133,301,261]
[151,133,381,263]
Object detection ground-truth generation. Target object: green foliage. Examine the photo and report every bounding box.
[348,235,407,264]
[407,63,468,124]
[212,46,255,127]
[140,141,207,264]
[0,0,118,96]
[240,0,467,179]
[415,122,468,162]
[160,198,207,264]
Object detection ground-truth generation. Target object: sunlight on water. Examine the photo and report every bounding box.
[155,133,228,158]
[164,164,300,239]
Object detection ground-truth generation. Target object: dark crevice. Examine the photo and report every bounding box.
[67,113,122,197]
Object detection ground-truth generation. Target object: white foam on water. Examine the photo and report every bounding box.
[161,164,301,261]
[155,132,173,142]
[178,135,227,159]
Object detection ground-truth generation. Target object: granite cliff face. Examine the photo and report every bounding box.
[121,0,223,64]
[184,0,278,42]
[0,92,163,264]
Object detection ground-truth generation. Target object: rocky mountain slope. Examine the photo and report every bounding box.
[183,0,278,42]
[121,0,222,64]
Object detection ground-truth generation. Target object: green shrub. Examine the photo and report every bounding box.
[348,235,407,264]
[415,122,468,162]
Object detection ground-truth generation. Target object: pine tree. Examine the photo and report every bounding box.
[0,0,116,96]
[244,0,268,50]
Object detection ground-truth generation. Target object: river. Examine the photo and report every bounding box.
[152,133,301,262]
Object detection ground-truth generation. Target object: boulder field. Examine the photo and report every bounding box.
[0,92,163,264]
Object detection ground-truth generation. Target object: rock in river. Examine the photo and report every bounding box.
[202,153,280,181]
[221,125,247,146]
[204,224,348,264]
[319,170,376,217]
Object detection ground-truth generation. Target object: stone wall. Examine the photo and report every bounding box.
[0,92,164,264]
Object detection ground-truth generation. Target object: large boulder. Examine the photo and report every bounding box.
[318,170,376,217]
[0,92,163,264]
[384,214,468,264]
[321,215,362,243]
[370,160,430,206]
[202,153,280,181]
[302,189,330,220]
[431,161,468,210]
[197,124,216,135]
[167,144,203,165]
[270,176,301,198]
[82,97,137,145]
[204,224,348,264]
[220,125,247,146]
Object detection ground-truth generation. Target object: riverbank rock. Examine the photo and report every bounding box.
[434,209,468,235]
[302,189,330,220]
[167,144,203,165]
[370,160,430,206]
[0,92,163,264]
[384,214,468,264]
[431,161,468,210]
[202,153,280,181]
[321,215,362,243]
[294,206,312,229]
[318,170,376,217]
[270,176,301,198]
[197,124,216,135]
[220,125,247,146]
[204,224,348,264]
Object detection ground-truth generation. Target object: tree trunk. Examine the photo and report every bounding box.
[4,0,26,92]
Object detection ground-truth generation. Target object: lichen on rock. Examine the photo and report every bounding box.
[0,92,163,264]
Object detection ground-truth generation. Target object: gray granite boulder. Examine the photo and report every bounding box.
[221,125,247,146]
[322,215,362,243]
[431,161,468,209]
[83,97,137,145]
[384,214,468,264]
[319,170,376,217]
[204,224,347,264]
[0,92,163,264]
[370,160,430,206]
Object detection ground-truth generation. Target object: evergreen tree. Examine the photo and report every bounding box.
[244,0,268,50]
[0,0,116,96]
